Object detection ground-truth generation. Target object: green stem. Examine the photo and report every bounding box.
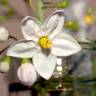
[78,41,91,44]
[91,55,96,96]
[42,5,57,9]
[40,88,46,96]
[72,78,77,96]
[38,0,44,22]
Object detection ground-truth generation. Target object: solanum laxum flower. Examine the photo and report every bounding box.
[7,10,81,82]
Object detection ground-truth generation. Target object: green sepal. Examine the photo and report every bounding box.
[21,58,30,64]
[3,56,11,65]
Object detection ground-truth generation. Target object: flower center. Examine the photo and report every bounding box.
[38,36,52,49]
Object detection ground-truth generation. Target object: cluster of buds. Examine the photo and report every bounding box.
[0,57,37,86]
[0,27,37,85]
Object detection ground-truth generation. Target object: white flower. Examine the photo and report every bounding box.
[17,63,37,86]
[0,61,10,73]
[71,0,87,22]
[7,10,81,80]
[71,0,90,41]
[0,27,9,42]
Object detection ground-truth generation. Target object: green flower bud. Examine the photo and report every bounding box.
[58,0,69,9]
[87,7,93,15]
[0,56,11,73]
[65,20,80,32]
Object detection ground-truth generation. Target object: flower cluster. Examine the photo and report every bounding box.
[5,10,81,86]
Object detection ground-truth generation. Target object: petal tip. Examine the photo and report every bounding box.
[74,43,82,54]
[21,16,32,25]
[78,44,82,52]
[53,10,65,16]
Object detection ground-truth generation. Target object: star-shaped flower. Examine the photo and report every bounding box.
[7,10,81,80]
[70,0,92,41]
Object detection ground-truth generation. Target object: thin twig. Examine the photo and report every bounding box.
[79,78,96,84]
[0,36,17,55]
[9,36,18,41]
[78,41,91,45]
[0,46,9,55]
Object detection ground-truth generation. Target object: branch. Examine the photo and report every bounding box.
[9,36,18,41]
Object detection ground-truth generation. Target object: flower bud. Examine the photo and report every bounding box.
[0,27,9,42]
[58,0,69,9]
[17,58,37,86]
[0,56,11,73]
[65,20,80,32]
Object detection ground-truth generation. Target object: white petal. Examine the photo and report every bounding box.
[21,16,42,41]
[42,10,65,39]
[72,0,87,20]
[51,32,81,56]
[33,52,57,80]
[17,63,37,86]
[7,40,41,58]
[0,27,9,42]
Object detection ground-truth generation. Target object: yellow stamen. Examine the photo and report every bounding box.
[39,36,52,49]
[84,15,94,25]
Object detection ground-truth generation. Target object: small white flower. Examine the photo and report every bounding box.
[0,61,10,73]
[0,27,9,42]
[7,10,81,80]
[71,0,87,21]
[17,63,37,86]
[71,0,90,42]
